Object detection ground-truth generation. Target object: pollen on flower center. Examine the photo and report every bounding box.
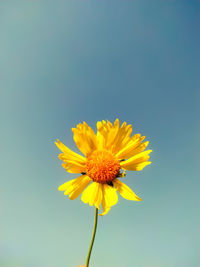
[86,150,120,184]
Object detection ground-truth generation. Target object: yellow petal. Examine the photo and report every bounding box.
[126,141,149,158]
[94,183,103,208]
[58,175,92,200]
[115,136,146,160]
[103,184,118,207]
[81,182,103,209]
[111,122,133,154]
[61,161,86,173]
[113,179,142,201]
[106,119,119,148]
[99,199,111,216]
[96,120,108,149]
[58,153,86,165]
[55,139,86,164]
[96,119,119,150]
[59,175,90,192]
[120,150,152,169]
[99,184,118,216]
[121,161,151,171]
[72,122,97,156]
[96,119,133,153]
[69,179,91,200]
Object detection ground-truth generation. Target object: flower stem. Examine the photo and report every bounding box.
[86,208,98,267]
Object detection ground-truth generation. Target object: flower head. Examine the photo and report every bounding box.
[56,119,152,215]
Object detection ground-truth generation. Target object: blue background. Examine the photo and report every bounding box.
[0,1,199,267]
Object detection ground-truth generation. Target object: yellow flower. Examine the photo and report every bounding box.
[56,119,152,215]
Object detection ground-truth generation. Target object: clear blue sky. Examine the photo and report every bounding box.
[0,1,199,267]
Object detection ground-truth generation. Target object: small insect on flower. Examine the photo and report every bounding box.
[56,119,152,215]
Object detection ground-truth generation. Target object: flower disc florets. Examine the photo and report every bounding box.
[86,150,120,184]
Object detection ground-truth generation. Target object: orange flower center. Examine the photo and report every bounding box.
[86,150,120,184]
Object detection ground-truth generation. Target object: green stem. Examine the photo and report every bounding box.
[86,208,98,267]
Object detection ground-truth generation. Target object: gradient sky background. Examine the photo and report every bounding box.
[0,1,199,267]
